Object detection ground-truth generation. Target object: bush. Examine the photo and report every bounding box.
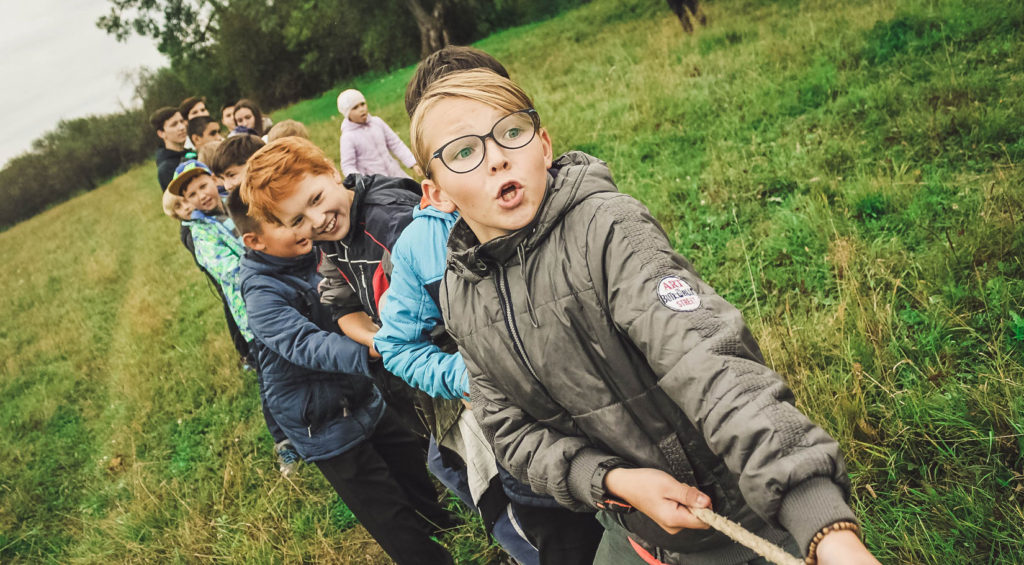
[0,111,153,229]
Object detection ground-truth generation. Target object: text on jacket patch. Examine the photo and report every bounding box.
[657,276,701,312]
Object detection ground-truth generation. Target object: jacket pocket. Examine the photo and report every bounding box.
[301,381,346,434]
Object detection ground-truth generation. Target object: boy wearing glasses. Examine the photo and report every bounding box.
[371,46,605,565]
[411,69,881,565]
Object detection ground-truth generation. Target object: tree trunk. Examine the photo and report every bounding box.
[406,0,448,58]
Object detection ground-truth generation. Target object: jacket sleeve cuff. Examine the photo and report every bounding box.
[567,449,628,509]
[777,476,859,556]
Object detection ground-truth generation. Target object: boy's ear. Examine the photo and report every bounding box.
[422,178,457,213]
[242,232,264,251]
[539,127,553,169]
[156,129,167,141]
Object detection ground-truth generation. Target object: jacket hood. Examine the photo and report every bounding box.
[447,151,616,282]
[412,204,458,222]
[239,249,319,285]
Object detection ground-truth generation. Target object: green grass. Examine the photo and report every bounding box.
[3,0,1024,562]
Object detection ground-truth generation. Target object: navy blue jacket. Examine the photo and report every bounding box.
[239,248,383,462]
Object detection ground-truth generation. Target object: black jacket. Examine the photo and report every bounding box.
[316,173,421,322]
[156,147,188,191]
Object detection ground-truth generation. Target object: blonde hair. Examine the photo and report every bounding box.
[267,119,310,142]
[410,69,535,175]
[161,189,185,219]
[197,140,221,166]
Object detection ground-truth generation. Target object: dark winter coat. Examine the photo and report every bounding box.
[156,147,188,191]
[239,248,382,462]
[316,173,421,322]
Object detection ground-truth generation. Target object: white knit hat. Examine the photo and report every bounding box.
[337,89,366,119]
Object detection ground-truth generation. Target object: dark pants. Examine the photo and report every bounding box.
[512,502,603,565]
[315,408,455,565]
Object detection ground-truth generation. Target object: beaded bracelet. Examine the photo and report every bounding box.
[804,521,861,565]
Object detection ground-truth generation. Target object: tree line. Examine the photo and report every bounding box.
[0,0,586,229]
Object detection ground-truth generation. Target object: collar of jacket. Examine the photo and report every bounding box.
[244,248,319,276]
[341,116,374,133]
[336,173,371,247]
[446,151,616,282]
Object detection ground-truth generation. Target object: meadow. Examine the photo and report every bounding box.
[1,0,1022,562]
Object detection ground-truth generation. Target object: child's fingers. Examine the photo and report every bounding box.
[668,482,711,510]
[672,504,712,530]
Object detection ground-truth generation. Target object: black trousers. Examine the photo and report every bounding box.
[512,502,604,565]
[315,408,455,565]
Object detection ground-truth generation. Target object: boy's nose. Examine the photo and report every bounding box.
[484,138,510,173]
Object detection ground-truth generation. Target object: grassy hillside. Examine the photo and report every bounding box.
[2,0,1023,562]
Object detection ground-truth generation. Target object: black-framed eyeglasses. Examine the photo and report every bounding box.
[426,109,539,178]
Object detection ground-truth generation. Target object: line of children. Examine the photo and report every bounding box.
[151,51,880,565]
[375,45,607,565]
[166,158,300,476]
[236,141,459,565]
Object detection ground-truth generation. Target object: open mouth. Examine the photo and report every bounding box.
[498,181,521,202]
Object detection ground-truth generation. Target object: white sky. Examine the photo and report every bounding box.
[0,0,168,167]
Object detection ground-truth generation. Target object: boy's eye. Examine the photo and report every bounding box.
[445,140,478,162]
[502,127,522,140]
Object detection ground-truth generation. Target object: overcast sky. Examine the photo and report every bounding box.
[0,0,167,167]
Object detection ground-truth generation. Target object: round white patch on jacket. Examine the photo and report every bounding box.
[658,276,701,312]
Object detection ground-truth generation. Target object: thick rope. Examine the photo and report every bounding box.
[690,507,804,565]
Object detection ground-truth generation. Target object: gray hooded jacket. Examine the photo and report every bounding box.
[441,151,858,564]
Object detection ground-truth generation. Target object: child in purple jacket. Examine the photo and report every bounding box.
[337,89,424,179]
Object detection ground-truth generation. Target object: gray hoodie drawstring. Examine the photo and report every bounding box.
[518,244,540,328]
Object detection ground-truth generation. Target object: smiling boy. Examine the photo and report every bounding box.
[229,189,456,565]
[412,69,881,565]
[167,160,251,346]
[241,137,430,440]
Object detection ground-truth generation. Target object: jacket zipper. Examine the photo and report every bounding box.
[494,264,540,380]
[341,243,374,317]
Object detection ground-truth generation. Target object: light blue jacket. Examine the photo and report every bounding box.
[374,206,468,399]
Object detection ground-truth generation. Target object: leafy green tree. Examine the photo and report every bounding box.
[97,0,223,63]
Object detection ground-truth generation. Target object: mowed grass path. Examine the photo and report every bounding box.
[2,0,1023,562]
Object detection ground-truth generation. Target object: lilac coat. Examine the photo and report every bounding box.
[339,115,416,179]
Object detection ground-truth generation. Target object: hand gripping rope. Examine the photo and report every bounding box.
[688,507,804,565]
